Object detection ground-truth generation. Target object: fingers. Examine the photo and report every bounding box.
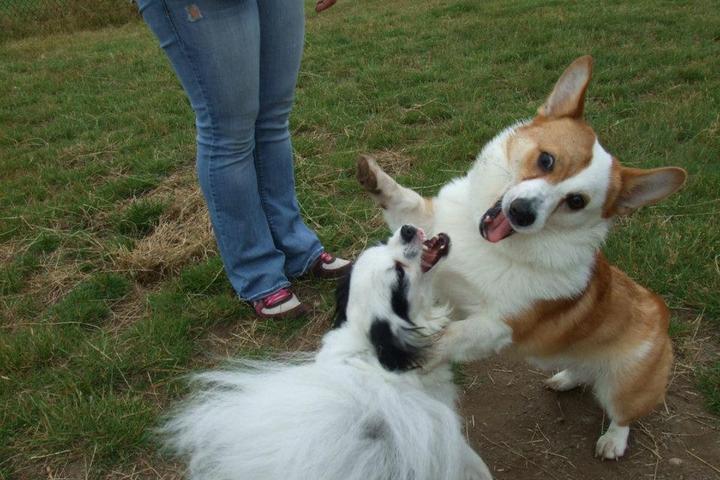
[315,0,337,13]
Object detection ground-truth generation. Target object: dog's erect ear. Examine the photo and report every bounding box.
[538,55,593,119]
[369,318,423,372]
[610,166,687,216]
[332,267,352,329]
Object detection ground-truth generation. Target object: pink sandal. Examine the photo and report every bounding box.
[252,288,308,319]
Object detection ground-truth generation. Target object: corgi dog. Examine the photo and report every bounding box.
[357,56,687,460]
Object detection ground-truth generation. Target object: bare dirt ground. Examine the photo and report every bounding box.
[460,351,720,480]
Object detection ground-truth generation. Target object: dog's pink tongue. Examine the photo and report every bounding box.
[485,211,513,243]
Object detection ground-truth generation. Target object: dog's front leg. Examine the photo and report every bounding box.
[429,313,513,368]
[357,155,435,232]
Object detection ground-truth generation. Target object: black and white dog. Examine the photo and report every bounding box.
[162,225,492,480]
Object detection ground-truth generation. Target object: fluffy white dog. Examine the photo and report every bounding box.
[162,225,492,480]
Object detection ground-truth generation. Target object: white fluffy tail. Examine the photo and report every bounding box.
[161,358,488,480]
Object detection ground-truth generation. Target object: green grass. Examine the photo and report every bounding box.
[0,0,138,42]
[0,0,718,477]
[115,198,168,238]
[700,363,720,414]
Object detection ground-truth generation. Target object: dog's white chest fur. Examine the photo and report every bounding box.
[429,129,602,322]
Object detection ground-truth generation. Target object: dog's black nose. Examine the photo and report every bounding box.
[400,225,417,243]
[508,198,536,227]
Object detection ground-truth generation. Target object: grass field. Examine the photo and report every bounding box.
[0,0,137,42]
[1,0,719,477]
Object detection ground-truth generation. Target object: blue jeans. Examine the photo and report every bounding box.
[138,0,323,301]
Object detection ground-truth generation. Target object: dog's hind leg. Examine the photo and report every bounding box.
[357,155,435,232]
[593,339,672,459]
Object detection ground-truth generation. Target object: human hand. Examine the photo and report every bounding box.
[315,0,337,13]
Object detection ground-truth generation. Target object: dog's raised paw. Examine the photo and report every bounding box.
[357,155,381,194]
[544,369,580,392]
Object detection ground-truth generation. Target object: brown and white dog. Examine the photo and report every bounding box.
[357,56,687,460]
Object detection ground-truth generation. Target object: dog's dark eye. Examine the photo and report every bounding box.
[566,193,587,210]
[537,152,555,172]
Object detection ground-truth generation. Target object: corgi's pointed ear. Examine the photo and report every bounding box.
[612,167,687,216]
[538,55,593,119]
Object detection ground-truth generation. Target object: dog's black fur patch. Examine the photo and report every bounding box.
[362,416,388,441]
[391,265,411,323]
[332,267,352,329]
[369,318,422,371]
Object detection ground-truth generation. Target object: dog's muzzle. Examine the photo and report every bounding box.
[421,233,450,272]
[480,198,515,243]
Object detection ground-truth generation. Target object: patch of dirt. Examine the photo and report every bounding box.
[460,349,720,480]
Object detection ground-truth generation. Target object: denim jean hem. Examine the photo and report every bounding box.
[287,246,324,279]
[241,280,292,303]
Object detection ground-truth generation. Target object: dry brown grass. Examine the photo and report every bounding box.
[39,456,183,480]
[367,149,417,177]
[28,257,88,307]
[107,283,154,334]
[0,242,16,264]
[112,171,214,284]
[199,291,332,360]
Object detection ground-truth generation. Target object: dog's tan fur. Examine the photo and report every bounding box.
[508,254,673,425]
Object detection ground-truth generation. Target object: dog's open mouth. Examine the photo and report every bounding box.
[480,199,515,243]
[421,233,450,272]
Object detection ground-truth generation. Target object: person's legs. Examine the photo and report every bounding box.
[254,0,324,278]
[138,0,292,301]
